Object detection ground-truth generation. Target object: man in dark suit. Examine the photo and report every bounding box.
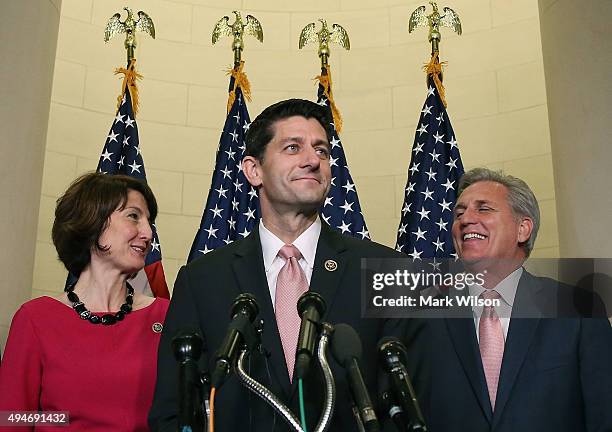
[149,99,415,431]
[426,167,612,432]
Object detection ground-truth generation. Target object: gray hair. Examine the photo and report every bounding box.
[457,167,540,256]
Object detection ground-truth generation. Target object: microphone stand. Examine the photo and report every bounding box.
[201,373,211,427]
[315,323,336,431]
[172,332,206,432]
[235,322,337,432]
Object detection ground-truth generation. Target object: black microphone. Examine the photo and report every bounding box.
[295,291,326,379]
[172,330,205,432]
[211,293,259,389]
[381,390,408,432]
[331,323,381,432]
[378,337,427,431]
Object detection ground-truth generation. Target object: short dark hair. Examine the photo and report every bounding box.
[245,99,333,161]
[52,172,158,276]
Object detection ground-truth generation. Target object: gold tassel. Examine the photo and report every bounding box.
[226,61,252,114]
[424,52,448,108]
[114,58,143,116]
[315,65,343,134]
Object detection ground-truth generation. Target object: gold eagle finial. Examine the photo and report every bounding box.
[299,19,350,69]
[212,11,263,67]
[409,2,461,53]
[104,7,155,63]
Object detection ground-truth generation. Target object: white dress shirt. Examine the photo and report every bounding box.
[259,218,321,311]
[468,267,523,343]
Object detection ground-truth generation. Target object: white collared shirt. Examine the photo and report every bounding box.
[259,218,321,311]
[469,267,523,343]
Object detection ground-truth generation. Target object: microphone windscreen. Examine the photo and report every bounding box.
[331,323,362,366]
[376,336,398,352]
[172,329,204,361]
[377,336,408,358]
[230,292,259,321]
[297,291,326,316]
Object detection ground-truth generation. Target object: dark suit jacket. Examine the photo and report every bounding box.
[425,270,612,432]
[149,222,421,432]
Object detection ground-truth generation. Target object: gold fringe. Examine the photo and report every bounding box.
[226,61,252,114]
[114,58,143,116]
[315,65,343,134]
[424,52,448,108]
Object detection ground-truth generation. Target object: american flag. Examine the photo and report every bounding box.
[188,77,260,261]
[395,76,464,260]
[316,68,369,240]
[93,87,170,298]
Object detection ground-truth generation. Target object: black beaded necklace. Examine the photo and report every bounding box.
[64,281,134,325]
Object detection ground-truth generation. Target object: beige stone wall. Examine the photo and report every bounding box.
[33,0,558,300]
[0,0,61,351]
[539,0,612,258]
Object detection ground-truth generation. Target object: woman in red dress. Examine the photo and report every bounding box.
[0,173,170,431]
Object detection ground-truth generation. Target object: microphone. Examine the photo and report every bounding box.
[380,390,407,432]
[211,293,259,389]
[295,291,326,379]
[172,330,205,432]
[378,337,427,431]
[331,323,381,432]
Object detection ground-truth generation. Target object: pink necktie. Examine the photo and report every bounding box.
[479,289,504,410]
[275,244,309,380]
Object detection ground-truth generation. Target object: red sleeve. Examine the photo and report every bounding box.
[0,304,43,420]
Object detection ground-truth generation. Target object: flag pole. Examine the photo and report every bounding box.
[212,11,263,69]
[408,1,462,57]
[394,3,465,260]
[104,7,155,66]
[299,19,349,133]
[408,2,462,90]
[297,19,369,240]
[187,12,263,261]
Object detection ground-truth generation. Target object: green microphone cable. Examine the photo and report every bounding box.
[298,378,308,432]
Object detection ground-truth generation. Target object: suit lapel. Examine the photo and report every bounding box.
[492,271,541,426]
[232,225,292,399]
[309,223,348,314]
[445,315,494,422]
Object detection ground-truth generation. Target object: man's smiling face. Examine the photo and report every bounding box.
[452,181,532,274]
[247,116,331,215]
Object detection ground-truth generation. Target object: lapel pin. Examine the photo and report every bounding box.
[324,259,338,272]
[152,322,163,333]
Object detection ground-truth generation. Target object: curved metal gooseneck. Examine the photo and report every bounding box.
[236,350,302,431]
[235,323,336,432]
[312,323,336,432]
